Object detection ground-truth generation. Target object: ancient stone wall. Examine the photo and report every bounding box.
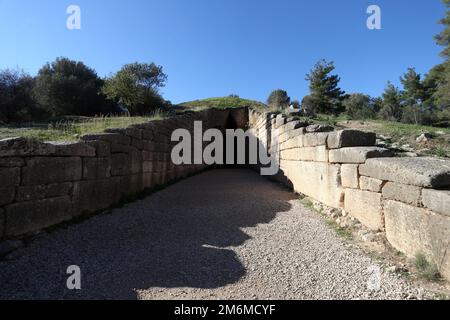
[249,109,450,281]
[0,108,247,241]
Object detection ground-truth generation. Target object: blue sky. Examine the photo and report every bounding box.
[0,0,446,103]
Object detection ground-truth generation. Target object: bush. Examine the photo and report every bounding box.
[267,89,290,110]
[33,57,112,117]
[0,69,42,123]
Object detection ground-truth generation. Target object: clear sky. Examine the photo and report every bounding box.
[0,0,446,104]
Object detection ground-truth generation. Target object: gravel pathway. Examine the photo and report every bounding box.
[0,169,423,300]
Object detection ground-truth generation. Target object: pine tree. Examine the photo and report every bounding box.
[400,68,425,124]
[305,59,345,114]
[380,82,403,121]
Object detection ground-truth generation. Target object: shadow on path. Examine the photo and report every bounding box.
[0,169,295,299]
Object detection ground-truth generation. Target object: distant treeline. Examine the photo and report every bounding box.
[0,58,170,123]
[265,0,450,127]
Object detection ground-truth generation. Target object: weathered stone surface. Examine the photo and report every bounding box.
[280,160,343,208]
[384,200,450,281]
[275,114,286,128]
[132,138,144,150]
[359,176,384,192]
[50,142,96,157]
[110,143,135,154]
[422,189,450,217]
[341,164,359,189]
[0,167,20,187]
[382,182,421,206]
[0,187,15,206]
[306,124,334,133]
[344,189,383,231]
[0,158,25,167]
[143,161,154,173]
[0,138,55,157]
[280,146,328,162]
[73,179,120,215]
[327,130,376,149]
[360,157,450,188]
[83,158,111,180]
[22,157,82,185]
[81,133,131,146]
[329,147,392,164]
[111,153,132,176]
[0,208,4,238]
[85,140,110,157]
[118,174,144,198]
[16,182,72,202]
[5,196,72,237]
[302,133,329,147]
[125,128,143,140]
[142,173,154,189]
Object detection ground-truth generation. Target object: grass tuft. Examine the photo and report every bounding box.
[415,253,442,282]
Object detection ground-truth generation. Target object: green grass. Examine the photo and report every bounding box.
[0,112,166,142]
[178,96,268,111]
[415,253,442,282]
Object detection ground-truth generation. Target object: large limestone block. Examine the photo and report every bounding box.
[280,146,328,162]
[329,147,392,164]
[327,130,376,149]
[16,182,73,202]
[0,158,25,167]
[301,132,329,147]
[382,182,421,206]
[422,189,450,217]
[344,189,383,231]
[359,176,384,192]
[0,137,55,157]
[5,196,72,236]
[384,200,450,281]
[281,160,343,208]
[22,157,82,186]
[83,158,112,180]
[50,142,96,157]
[0,167,20,187]
[360,157,450,188]
[85,140,110,157]
[0,208,4,238]
[81,133,131,146]
[0,187,15,206]
[341,164,359,188]
[72,178,121,215]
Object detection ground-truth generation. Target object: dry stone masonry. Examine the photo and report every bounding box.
[1,107,449,282]
[249,109,450,281]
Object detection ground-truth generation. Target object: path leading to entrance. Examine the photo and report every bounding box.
[0,169,422,299]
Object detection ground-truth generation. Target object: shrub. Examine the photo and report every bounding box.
[267,89,291,110]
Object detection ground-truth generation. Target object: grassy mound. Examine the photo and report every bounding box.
[177,96,268,111]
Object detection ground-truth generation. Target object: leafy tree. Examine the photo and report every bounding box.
[342,93,376,119]
[399,68,426,124]
[267,89,290,109]
[305,59,345,114]
[0,69,40,123]
[33,57,109,116]
[102,62,168,115]
[380,82,403,121]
